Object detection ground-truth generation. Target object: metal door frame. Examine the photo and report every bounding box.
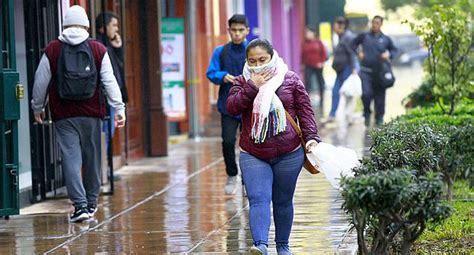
[0,0,20,217]
[24,0,64,203]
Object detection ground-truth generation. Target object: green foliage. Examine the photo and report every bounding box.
[341,169,452,254]
[381,0,473,13]
[413,189,474,254]
[368,122,447,174]
[341,107,473,253]
[408,5,473,114]
[420,200,473,240]
[453,180,474,200]
[399,103,474,119]
[369,113,474,201]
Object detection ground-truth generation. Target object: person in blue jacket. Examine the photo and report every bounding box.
[207,14,249,195]
[351,15,398,127]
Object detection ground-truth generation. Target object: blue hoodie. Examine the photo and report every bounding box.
[207,41,248,118]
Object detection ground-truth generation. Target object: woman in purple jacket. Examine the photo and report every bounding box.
[227,39,321,255]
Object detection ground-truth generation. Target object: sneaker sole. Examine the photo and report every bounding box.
[250,247,263,255]
[70,213,90,223]
[88,209,98,217]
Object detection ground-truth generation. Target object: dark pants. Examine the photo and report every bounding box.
[304,66,325,107]
[360,71,386,122]
[221,114,240,176]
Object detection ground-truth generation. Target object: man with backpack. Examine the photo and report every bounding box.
[31,5,125,223]
[207,14,249,195]
[351,15,398,127]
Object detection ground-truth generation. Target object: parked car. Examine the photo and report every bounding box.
[390,33,429,66]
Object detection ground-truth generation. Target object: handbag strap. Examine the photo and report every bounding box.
[285,111,307,152]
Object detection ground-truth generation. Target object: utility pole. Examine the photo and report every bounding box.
[186,0,200,139]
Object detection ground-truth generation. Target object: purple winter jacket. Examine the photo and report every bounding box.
[227,71,321,160]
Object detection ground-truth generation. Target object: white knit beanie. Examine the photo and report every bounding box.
[63,5,90,28]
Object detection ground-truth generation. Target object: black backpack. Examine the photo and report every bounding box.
[56,40,98,100]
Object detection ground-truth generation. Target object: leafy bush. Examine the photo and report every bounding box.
[367,122,447,175]
[368,114,474,201]
[409,5,473,115]
[341,169,452,255]
[399,103,474,120]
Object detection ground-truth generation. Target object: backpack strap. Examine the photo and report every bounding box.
[219,42,231,69]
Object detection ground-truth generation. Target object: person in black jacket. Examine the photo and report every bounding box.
[96,12,128,140]
[351,15,398,127]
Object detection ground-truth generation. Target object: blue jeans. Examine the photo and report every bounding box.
[240,147,304,247]
[329,66,352,117]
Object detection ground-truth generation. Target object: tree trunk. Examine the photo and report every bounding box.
[401,241,412,255]
[354,210,369,255]
[447,177,454,202]
[449,95,455,115]
[372,241,389,255]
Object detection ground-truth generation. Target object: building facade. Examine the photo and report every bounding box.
[1,0,307,213]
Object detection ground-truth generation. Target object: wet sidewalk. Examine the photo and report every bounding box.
[0,134,359,254]
[0,65,420,254]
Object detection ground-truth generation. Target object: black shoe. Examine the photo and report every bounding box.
[70,206,90,223]
[87,204,98,217]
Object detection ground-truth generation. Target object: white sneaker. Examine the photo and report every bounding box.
[224,176,237,195]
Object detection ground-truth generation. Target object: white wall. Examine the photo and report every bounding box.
[227,0,245,18]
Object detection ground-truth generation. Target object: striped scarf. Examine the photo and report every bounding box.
[243,50,288,143]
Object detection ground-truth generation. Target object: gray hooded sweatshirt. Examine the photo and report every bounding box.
[31,27,125,118]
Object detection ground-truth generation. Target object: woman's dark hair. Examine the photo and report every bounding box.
[246,39,274,57]
[95,12,119,32]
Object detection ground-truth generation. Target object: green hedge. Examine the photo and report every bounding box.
[399,103,474,119]
[341,103,473,254]
[341,169,451,254]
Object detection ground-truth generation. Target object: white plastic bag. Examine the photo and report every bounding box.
[339,73,362,97]
[307,142,358,189]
